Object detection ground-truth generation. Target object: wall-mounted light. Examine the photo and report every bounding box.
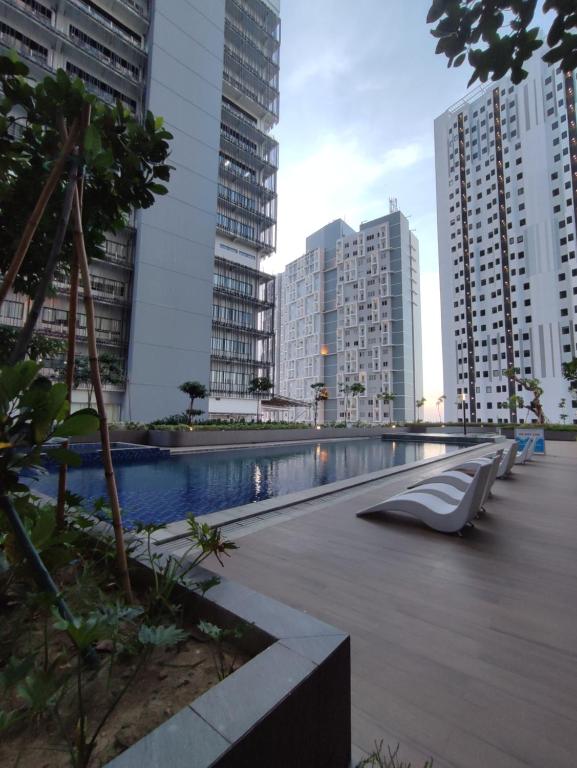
[320,345,329,356]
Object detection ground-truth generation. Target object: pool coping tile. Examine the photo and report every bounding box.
[152,441,497,543]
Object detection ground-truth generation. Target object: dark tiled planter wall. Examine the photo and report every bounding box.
[106,564,351,768]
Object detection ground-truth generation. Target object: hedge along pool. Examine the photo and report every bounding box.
[33,438,467,528]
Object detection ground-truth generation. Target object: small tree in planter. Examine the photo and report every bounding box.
[558,398,568,425]
[310,381,329,427]
[562,358,577,394]
[179,380,207,425]
[415,397,426,422]
[504,395,525,421]
[340,382,365,426]
[0,55,173,598]
[248,376,273,422]
[436,394,446,423]
[377,391,395,425]
[503,367,545,424]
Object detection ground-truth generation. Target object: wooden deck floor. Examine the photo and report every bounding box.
[204,441,577,767]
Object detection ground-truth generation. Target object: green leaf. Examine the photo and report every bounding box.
[149,182,168,195]
[138,624,188,647]
[16,669,62,712]
[29,505,57,550]
[52,408,99,437]
[83,124,102,157]
[197,620,222,642]
[0,360,40,405]
[92,148,114,171]
[52,614,109,650]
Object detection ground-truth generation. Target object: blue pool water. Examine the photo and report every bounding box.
[32,438,464,528]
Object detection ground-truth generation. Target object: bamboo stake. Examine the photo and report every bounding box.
[56,107,90,529]
[0,120,80,307]
[9,168,78,364]
[71,186,133,602]
[55,250,80,530]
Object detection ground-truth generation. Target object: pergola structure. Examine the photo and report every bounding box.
[260,395,312,423]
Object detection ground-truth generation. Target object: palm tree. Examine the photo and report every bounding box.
[415,397,426,422]
[377,391,395,425]
[249,376,273,422]
[179,380,207,425]
[340,382,365,425]
[436,394,446,423]
[310,382,329,427]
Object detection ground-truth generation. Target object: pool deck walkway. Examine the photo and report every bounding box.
[198,440,577,767]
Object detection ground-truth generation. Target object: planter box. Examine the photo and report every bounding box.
[148,426,385,449]
[68,430,149,445]
[106,562,351,768]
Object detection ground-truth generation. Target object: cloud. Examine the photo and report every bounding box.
[382,143,430,172]
[265,134,430,275]
[284,51,353,92]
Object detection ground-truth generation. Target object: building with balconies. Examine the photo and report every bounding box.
[209,0,279,420]
[0,0,281,422]
[277,213,423,425]
[435,56,577,425]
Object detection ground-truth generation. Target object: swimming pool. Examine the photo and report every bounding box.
[33,438,466,528]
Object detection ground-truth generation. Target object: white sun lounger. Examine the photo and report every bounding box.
[357,462,492,534]
[515,435,535,464]
[452,443,517,479]
[410,452,501,512]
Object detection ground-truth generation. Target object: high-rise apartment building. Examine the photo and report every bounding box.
[435,57,577,425]
[0,0,279,422]
[276,213,423,425]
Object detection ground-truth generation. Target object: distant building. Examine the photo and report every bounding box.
[0,0,280,422]
[435,57,577,424]
[276,212,423,424]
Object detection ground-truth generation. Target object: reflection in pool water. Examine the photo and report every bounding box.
[33,438,465,528]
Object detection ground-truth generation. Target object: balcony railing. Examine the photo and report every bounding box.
[230,0,280,39]
[41,365,127,391]
[68,0,145,52]
[221,102,278,154]
[216,212,274,253]
[213,282,274,308]
[228,0,280,51]
[9,0,54,28]
[39,320,126,347]
[69,31,141,82]
[0,29,51,70]
[224,19,279,77]
[223,69,278,122]
[224,45,279,99]
[219,159,276,200]
[52,276,130,305]
[211,350,273,368]
[212,316,273,337]
[118,0,148,20]
[220,128,278,173]
[209,382,263,398]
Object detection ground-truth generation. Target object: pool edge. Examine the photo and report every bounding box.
[153,440,502,543]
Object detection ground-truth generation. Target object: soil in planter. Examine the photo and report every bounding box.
[0,563,249,767]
